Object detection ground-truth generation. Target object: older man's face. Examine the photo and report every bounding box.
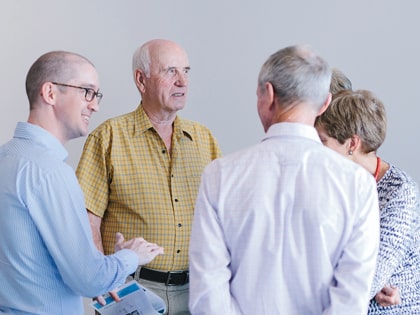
[144,44,190,114]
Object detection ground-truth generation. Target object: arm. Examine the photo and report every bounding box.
[30,168,139,297]
[325,176,380,314]
[369,180,418,298]
[87,211,164,305]
[189,166,241,315]
[87,210,119,305]
[97,232,164,305]
[88,210,104,253]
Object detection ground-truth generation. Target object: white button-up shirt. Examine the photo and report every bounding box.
[189,122,380,315]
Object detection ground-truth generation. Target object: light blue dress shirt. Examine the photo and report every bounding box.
[189,122,380,315]
[0,122,138,315]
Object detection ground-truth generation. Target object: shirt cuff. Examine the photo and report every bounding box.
[113,249,139,274]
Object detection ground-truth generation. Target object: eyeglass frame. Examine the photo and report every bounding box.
[51,82,103,103]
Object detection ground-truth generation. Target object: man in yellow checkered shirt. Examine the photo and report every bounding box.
[76,39,221,315]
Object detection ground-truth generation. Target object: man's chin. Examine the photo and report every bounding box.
[79,127,89,138]
[173,103,186,111]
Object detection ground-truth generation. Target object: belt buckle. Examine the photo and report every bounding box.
[165,270,189,286]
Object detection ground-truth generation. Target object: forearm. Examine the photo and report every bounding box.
[88,210,105,253]
[370,193,417,297]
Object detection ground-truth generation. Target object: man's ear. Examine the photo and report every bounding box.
[317,92,332,116]
[134,69,146,93]
[40,82,57,105]
[265,82,275,111]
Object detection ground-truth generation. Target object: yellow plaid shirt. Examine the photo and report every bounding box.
[76,105,221,271]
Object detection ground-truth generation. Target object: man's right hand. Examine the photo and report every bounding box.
[114,232,164,265]
[94,233,164,306]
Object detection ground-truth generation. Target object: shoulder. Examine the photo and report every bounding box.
[92,110,136,134]
[86,110,139,147]
[178,117,214,134]
[15,151,77,195]
[205,139,375,190]
[177,117,219,145]
[380,164,419,195]
[378,163,419,209]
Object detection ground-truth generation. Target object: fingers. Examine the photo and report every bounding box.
[114,234,164,265]
[381,285,393,295]
[138,249,164,265]
[95,295,106,306]
[109,289,121,303]
[135,242,164,265]
[115,232,124,243]
[375,291,391,307]
[114,232,126,252]
[375,285,401,306]
[94,289,121,307]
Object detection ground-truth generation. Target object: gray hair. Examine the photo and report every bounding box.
[330,68,352,95]
[258,44,331,109]
[25,51,94,107]
[132,43,151,78]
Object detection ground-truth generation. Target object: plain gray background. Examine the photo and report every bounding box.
[1,1,419,313]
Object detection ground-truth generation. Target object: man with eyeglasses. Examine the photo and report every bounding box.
[76,39,221,315]
[0,51,164,315]
[51,82,103,103]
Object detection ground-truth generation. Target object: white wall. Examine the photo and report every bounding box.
[1,1,419,313]
[2,0,420,183]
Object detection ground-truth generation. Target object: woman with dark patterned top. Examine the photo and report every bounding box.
[315,89,420,314]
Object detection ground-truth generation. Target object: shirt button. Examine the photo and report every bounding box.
[162,149,166,154]
[174,198,179,202]
[176,250,181,253]
[178,223,182,227]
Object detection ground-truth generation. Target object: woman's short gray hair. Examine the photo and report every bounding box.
[315,89,387,153]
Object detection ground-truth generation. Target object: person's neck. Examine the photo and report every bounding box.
[28,109,67,144]
[354,152,385,181]
[272,105,317,126]
[142,105,176,127]
[142,104,175,151]
[149,115,173,126]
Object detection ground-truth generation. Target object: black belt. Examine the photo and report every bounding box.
[131,267,189,286]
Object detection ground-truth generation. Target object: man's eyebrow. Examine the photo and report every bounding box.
[164,66,191,70]
[80,83,98,89]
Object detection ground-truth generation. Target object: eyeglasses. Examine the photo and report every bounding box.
[52,82,103,104]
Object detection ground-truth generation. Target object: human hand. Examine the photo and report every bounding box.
[375,285,401,306]
[114,232,164,265]
[94,289,120,306]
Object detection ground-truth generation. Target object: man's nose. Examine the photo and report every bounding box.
[175,71,188,86]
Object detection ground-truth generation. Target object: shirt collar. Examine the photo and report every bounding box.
[14,122,69,161]
[263,122,322,144]
[135,104,194,141]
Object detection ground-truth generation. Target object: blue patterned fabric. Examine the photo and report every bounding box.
[368,163,420,314]
[0,123,138,314]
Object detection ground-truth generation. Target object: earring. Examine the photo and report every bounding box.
[348,150,353,155]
